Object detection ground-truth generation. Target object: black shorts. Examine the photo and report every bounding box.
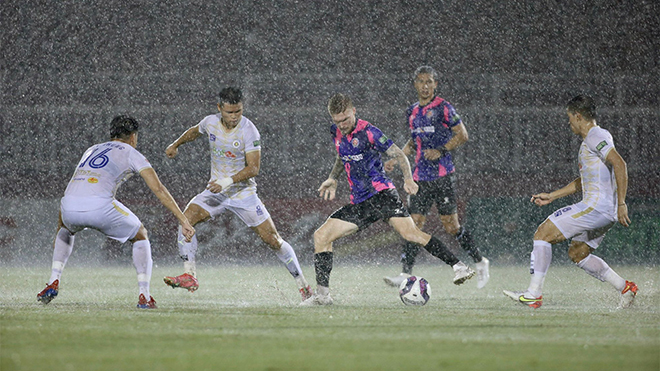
[408,174,457,216]
[330,188,410,230]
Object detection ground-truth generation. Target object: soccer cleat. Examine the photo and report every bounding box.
[300,293,334,306]
[475,257,490,289]
[163,273,199,292]
[136,294,157,309]
[452,262,476,285]
[503,290,543,308]
[383,273,411,288]
[37,280,59,304]
[300,285,313,301]
[618,280,638,309]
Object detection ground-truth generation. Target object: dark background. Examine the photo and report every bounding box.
[1,0,658,265]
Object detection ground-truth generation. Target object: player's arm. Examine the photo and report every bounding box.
[605,148,630,227]
[384,139,413,172]
[165,124,204,158]
[318,155,343,200]
[386,144,418,195]
[139,168,195,241]
[206,150,261,193]
[423,123,468,161]
[531,177,582,206]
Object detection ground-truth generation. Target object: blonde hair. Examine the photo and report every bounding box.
[328,93,353,115]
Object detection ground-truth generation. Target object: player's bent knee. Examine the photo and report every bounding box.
[568,242,591,263]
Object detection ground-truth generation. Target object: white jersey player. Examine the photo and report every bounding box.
[37,115,195,309]
[504,95,637,309]
[162,87,312,301]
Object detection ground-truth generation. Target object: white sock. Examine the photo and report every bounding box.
[132,240,152,298]
[49,228,75,284]
[275,241,307,288]
[527,240,552,297]
[577,254,626,291]
[178,226,197,276]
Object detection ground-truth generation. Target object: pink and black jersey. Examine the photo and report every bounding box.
[331,119,395,204]
[407,96,462,181]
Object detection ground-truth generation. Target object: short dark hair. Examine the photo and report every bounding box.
[218,87,243,106]
[567,95,597,120]
[328,93,353,115]
[414,65,438,81]
[110,115,139,139]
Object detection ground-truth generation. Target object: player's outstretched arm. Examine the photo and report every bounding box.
[531,177,582,206]
[606,148,630,227]
[139,168,195,241]
[165,125,203,158]
[386,144,418,195]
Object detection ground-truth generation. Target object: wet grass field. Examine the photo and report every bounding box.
[1,264,658,371]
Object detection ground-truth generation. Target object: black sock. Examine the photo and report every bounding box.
[423,236,459,266]
[314,251,333,288]
[401,242,420,274]
[455,226,482,263]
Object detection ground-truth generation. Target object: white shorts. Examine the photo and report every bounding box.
[188,189,270,227]
[61,200,142,243]
[547,202,615,248]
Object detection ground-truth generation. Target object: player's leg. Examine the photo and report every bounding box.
[504,211,566,308]
[570,227,637,308]
[384,213,425,287]
[38,212,74,304]
[251,217,311,300]
[388,216,475,285]
[130,225,156,309]
[301,217,358,306]
[440,213,490,288]
[164,198,211,292]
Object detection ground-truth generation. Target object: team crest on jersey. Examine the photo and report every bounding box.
[210,134,217,142]
[351,138,359,147]
[232,140,240,148]
[426,110,434,119]
[88,177,98,183]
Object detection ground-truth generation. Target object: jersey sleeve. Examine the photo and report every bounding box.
[442,102,463,128]
[367,125,394,152]
[130,149,152,173]
[197,116,210,135]
[586,128,615,161]
[243,122,261,153]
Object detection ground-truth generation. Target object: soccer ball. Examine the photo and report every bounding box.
[398,276,431,306]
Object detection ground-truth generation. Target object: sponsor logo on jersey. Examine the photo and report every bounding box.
[88,177,99,183]
[342,154,364,162]
[253,140,260,147]
[210,134,216,142]
[596,140,608,151]
[351,138,360,147]
[412,127,435,134]
[256,205,264,216]
[451,113,461,124]
[233,140,240,148]
[378,135,388,144]
[224,151,236,158]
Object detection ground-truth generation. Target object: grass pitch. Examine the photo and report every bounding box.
[1,264,658,371]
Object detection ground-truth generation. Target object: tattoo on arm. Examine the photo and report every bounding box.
[329,156,344,179]
[386,145,413,180]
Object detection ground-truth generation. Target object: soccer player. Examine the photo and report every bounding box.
[383,66,489,289]
[504,95,637,309]
[162,87,312,300]
[301,93,475,306]
[37,115,195,309]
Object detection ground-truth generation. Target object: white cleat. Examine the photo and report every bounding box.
[299,286,333,306]
[475,257,490,289]
[383,273,411,287]
[452,262,475,285]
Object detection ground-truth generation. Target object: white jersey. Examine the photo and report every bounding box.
[62,141,152,211]
[198,114,261,200]
[578,126,618,218]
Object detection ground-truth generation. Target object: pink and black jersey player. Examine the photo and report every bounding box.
[383,66,489,290]
[301,93,475,306]
[331,118,395,205]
